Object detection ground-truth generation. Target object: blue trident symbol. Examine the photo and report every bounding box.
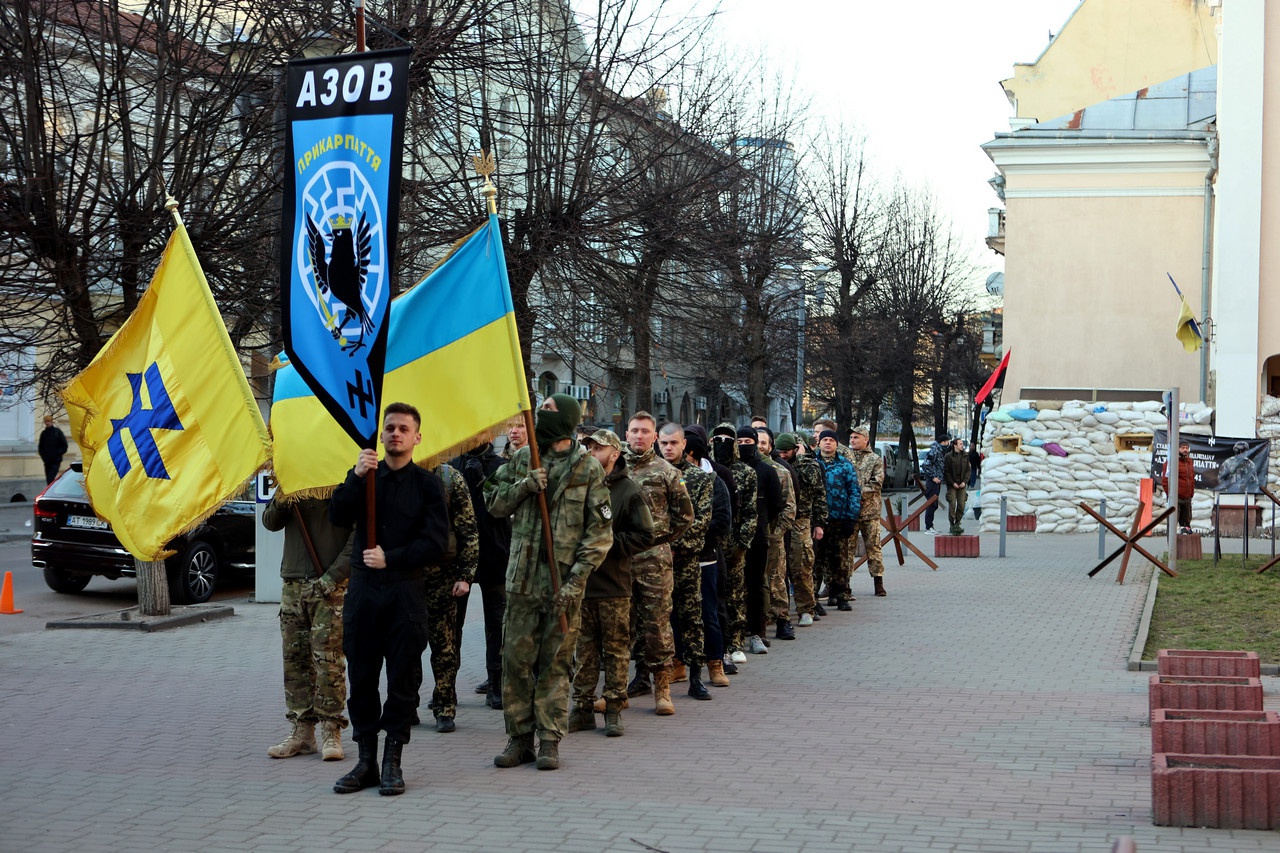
[108,362,184,479]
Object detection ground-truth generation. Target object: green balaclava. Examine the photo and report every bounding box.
[535,393,582,452]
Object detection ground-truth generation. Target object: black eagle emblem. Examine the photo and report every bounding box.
[307,211,373,355]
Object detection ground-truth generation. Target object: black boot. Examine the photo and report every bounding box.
[775,619,796,641]
[333,735,380,794]
[627,662,652,697]
[485,669,503,709]
[687,665,712,700]
[874,576,886,597]
[474,678,490,695]
[837,597,853,612]
[814,601,827,617]
[378,736,405,796]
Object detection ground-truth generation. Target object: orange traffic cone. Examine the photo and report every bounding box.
[0,571,21,614]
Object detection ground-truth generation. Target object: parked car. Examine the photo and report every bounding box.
[31,464,256,603]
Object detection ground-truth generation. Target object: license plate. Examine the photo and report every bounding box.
[67,515,110,531]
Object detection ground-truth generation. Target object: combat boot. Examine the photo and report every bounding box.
[536,738,560,770]
[320,721,344,761]
[494,733,536,768]
[268,720,316,759]
[653,667,675,716]
[627,662,652,697]
[332,735,379,794]
[378,736,405,796]
[604,700,625,737]
[687,665,711,700]
[874,576,886,597]
[669,661,687,683]
[485,669,503,709]
[567,705,597,733]
[707,659,730,687]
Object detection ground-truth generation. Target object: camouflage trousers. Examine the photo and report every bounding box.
[670,548,705,667]
[572,596,630,707]
[423,571,462,719]
[502,590,582,741]
[279,577,347,727]
[631,545,675,670]
[815,529,850,600]
[722,547,747,652]
[788,517,816,616]
[850,516,885,577]
[767,525,790,622]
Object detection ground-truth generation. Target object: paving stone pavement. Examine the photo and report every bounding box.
[2,533,1278,852]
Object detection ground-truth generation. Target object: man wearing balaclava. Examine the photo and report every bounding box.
[485,393,612,771]
[622,411,694,717]
[736,425,785,656]
[711,423,757,670]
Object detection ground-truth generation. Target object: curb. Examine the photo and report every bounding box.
[1128,567,1280,676]
[46,603,235,632]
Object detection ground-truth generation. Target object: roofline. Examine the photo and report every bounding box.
[985,129,1214,147]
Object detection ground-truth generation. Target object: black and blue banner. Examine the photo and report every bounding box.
[1151,430,1271,494]
[281,47,411,448]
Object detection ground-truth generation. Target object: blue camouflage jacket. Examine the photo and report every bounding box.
[816,452,861,521]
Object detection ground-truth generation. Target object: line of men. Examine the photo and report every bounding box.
[261,399,892,794]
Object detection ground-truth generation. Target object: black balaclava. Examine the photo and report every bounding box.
[712,423,737,465]
[535,393,582,452]
[736,425,760,464]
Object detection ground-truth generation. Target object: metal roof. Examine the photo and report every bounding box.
[1034,66,1217,133]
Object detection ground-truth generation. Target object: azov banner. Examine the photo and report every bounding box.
[1151,430,1271,494]
[281,47,411,448]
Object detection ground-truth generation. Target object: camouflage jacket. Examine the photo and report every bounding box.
[791,453,829,529]
[624,446,694,549]
[428,463,479,584]
[672,460,714,556]
[764,456,796,534]
[728,461,758,552]
[262,497,354,586]
[850,448,884,519]
[484,443,612,597]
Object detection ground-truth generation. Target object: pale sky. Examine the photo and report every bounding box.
[712,0,1084,280]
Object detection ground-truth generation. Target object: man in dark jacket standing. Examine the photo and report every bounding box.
[569,429,654,737]
[943,439,973,534]
[38,416,68,484]
[452,441,511,710]
[921,434,947,534]
[737,425,784,654]
[330,402,451,796]
[1161,439,1195,534]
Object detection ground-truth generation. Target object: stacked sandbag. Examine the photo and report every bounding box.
[1253,396,1280,538]
[980,400,1213,534]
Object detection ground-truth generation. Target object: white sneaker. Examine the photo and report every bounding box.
[746,635,769,655]
[798,613,814,627]
[924,528,936,535]
[730,649,747,664]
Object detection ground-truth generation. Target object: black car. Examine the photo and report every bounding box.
[32,465,256,604]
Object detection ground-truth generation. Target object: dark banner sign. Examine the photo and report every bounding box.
[281,48,411,447]
[1151,430,1271,494]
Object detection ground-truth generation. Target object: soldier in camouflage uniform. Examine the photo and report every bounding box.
[776,433,827,626]
[812,418,858,603]
[485,394,612,770]
[758,428,797,641]
[658,423,714,700]
[711,423,757,663]
[421,462,479,733]
[624,412,694,716]
[848,427,887,596]
[262,496,354,761]
[569,430,654,737]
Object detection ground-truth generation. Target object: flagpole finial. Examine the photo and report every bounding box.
[164,194,184,227]
[472,150,498,215]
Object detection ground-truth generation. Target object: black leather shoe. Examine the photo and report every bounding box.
[687,666,712,700]
[434,715,456,733]
[486,686,503,709]
[333,736,380,794]
[723,659,739,675]
[378,737,405,795]
[474,679,490,694]
[837,598,853,612]
[814,602,827,617]
[775,620,796,641]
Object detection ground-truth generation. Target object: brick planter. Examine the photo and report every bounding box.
[1148,675,1264,715]
[934,535,979,558]
[1157,649,1262,678]
[1175,534,1202,560]
[1151,709,1280,755]
[1006,514,1036,532]
[887,514,920,532]
[1152,753,1280,829]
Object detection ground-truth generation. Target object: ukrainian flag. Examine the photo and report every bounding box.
[62,222,271,561]
[1175,296,1204,353]
[271,214,531,496]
